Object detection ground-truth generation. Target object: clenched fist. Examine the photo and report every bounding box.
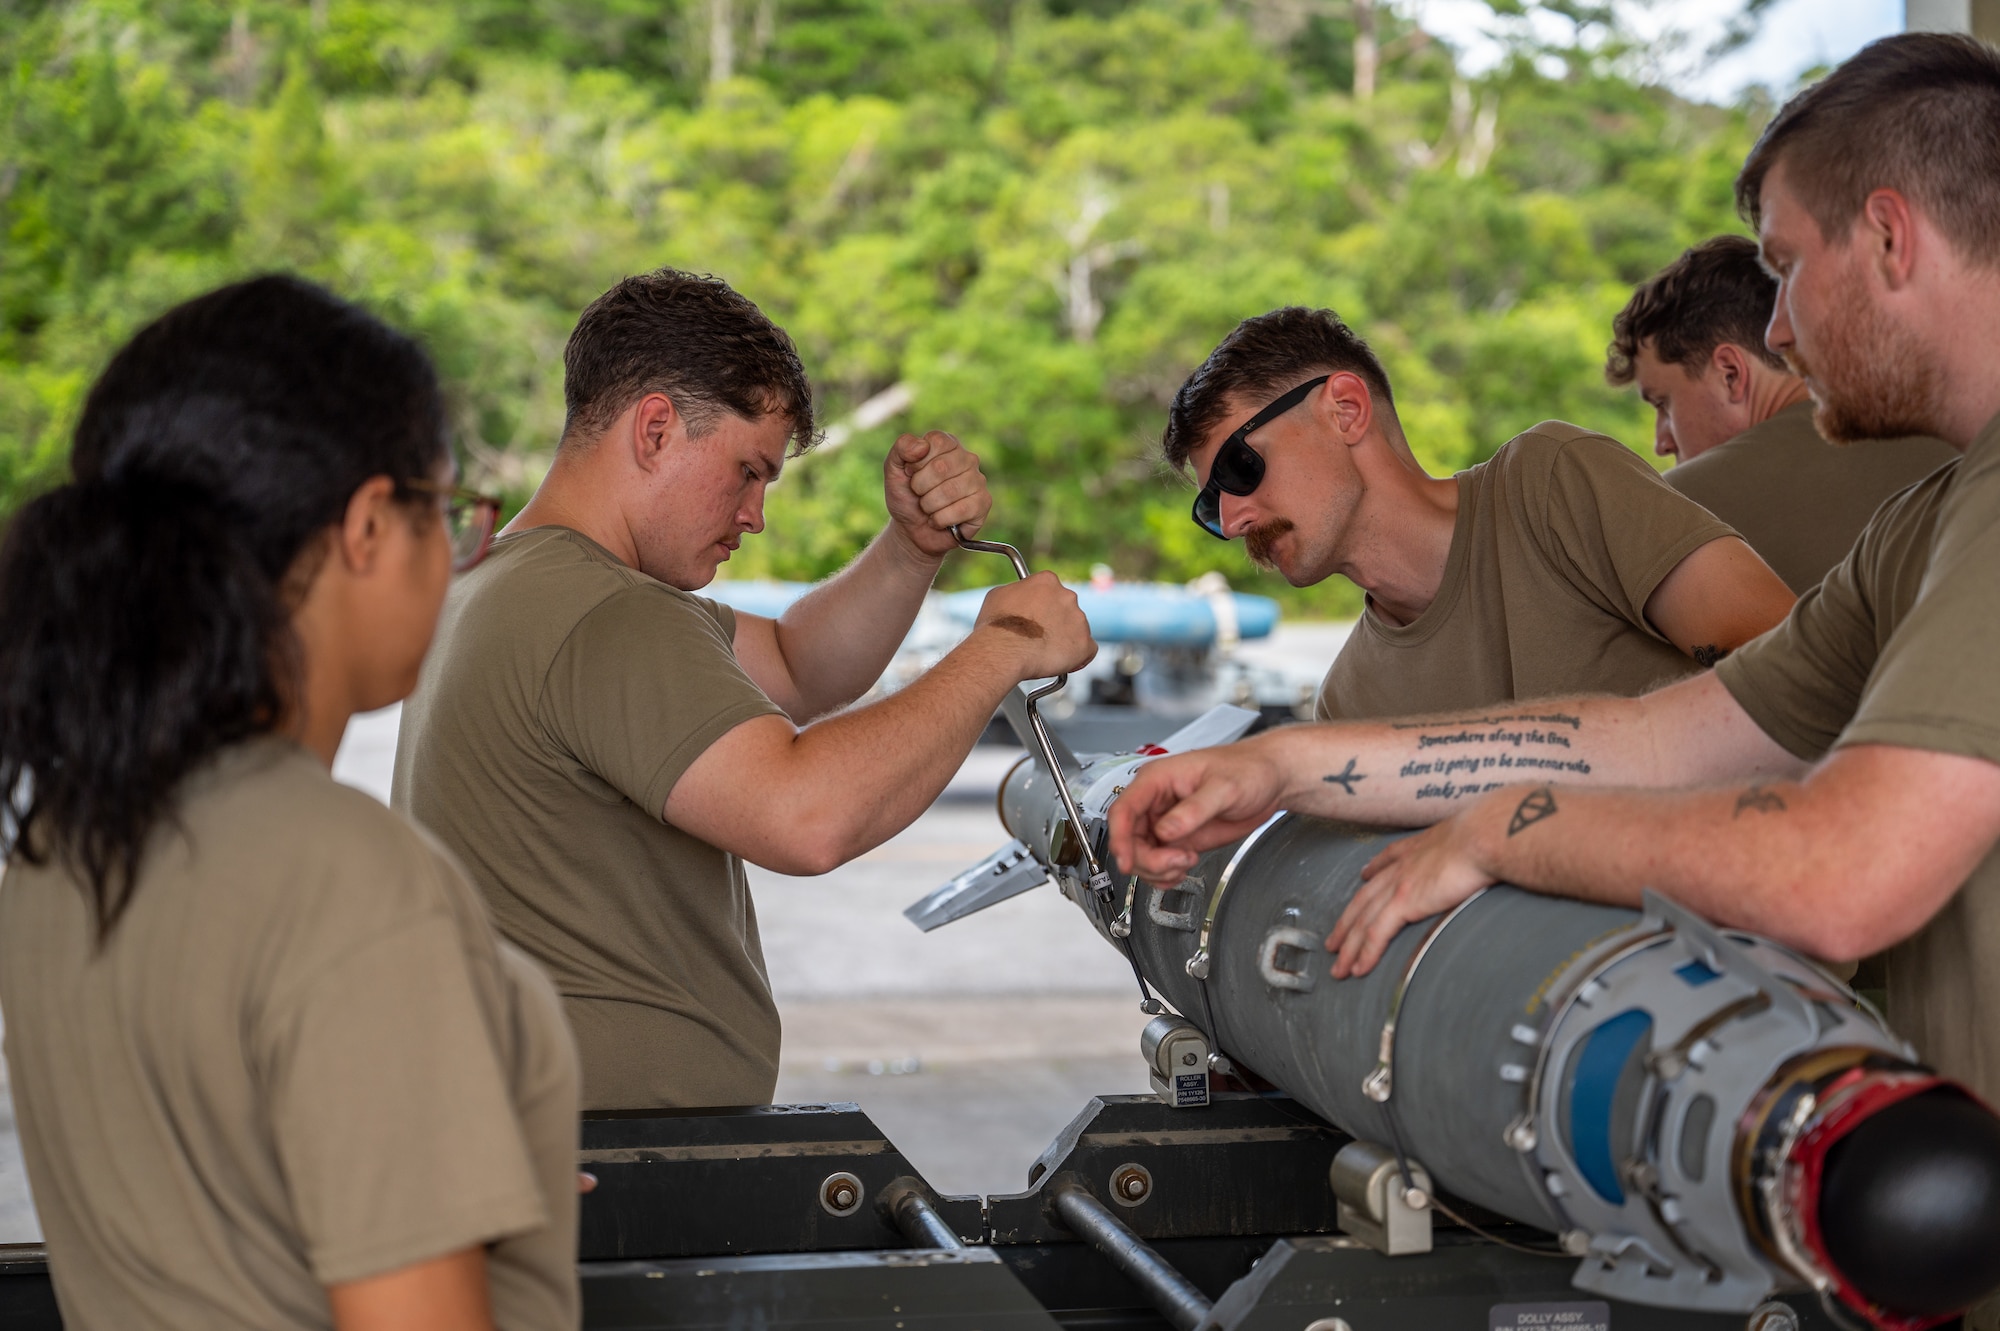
[974,572,1098,683]
[885,431,991,559]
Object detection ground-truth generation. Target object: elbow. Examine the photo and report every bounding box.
[789,838,850,878]
[1791,916,1877,968]
[773,806,864,877]
[751,829,849,878]
[1774,866,1907,966]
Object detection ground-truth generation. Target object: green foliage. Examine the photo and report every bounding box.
[0,0,1768,611]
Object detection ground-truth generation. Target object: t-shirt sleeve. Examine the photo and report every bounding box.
[1712,537,1882,761]
[1836,457,2000,765]
[1714,474,1946,762]
[1531,431,1739,633]
[260,900,548,1285]
[540,585,785,818]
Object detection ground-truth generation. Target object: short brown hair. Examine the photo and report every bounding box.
[1605,236,1787,386]
[1161,307,1395,472]
[562,269,818,452]
[1736,33,2000,266]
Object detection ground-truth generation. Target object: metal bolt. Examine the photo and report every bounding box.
[1560,1228,1592,1256]
[819,1171,864,1217]
[1746,1303,1802,1331]
[1303,1320,1354,1331]
[1109,1162,1153,1207]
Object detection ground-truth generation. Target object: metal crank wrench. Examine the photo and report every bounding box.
[950,524,1114,900]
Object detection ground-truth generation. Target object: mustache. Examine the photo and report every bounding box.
[1244,518,1294,569]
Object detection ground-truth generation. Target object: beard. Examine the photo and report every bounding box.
[1786,268,1942,444]
[1243,517,1295,571]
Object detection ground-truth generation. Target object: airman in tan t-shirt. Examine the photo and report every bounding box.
[1160,310,1794,733]
[0,740,579,1331]
[1318,423,1741,722]
[1717,412,2000,1097]
[1666,401,1955,594]
[397,527,786,1111]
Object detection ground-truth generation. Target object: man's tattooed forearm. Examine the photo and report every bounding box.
[1390,711,1583,732]
[1732,785,1787,818]
[1507,785,1559,836]
[1693,644,1730,668]
[1401,742,1592,799]
[1322,758,1367,795]
[1384,717,1595,802]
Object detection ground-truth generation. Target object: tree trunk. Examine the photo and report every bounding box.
[709,0,735,85]
[1353,0,1377,102]
[749,0,776,64]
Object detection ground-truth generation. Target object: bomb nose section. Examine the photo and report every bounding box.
[1816,1087,2000,1319]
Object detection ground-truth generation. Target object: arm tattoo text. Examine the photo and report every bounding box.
[1394,715,1591,802]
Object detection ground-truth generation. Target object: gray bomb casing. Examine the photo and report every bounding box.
[994,749,1973,1319]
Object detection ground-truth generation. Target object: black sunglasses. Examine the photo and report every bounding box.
[1190,374,1329,539]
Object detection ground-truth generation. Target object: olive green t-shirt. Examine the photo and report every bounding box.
[1716,411,2000,1105]
[1665,400,1956,595]
[394,526,786,1111]
[0,740,578,1331]
[1316,423,1738,722]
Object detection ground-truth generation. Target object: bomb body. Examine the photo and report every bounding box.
[991,747,2000,1328]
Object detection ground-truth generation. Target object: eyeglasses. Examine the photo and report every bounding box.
[1190,374,1330,539]
[403,478,503,572]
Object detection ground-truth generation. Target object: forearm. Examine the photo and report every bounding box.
[1261,693,1668,826]
[714,630,1028,875]
[769,528,942,720]
[1282,673,1801,826]
[1327,776,1827,980]
[791,635,1020,857]
[1467,751,1983,963]
[1467,781,1821,939]
[1328,743,1997,981]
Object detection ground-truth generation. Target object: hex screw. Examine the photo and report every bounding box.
[819,1171,864,1217]
[1109,1162,1153,1207]
[1747,1303,1801,1331]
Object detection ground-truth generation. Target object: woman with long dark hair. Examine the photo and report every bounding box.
[0,275,578,1330]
